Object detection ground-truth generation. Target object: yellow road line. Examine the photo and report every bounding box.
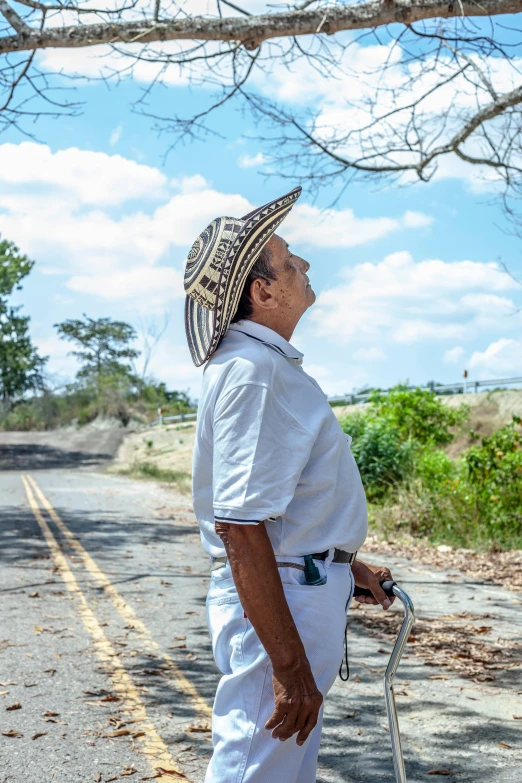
[26,473,211,719]
[21,475,186,782]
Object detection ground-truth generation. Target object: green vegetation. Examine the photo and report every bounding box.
[123,462,192,495]
[340,386,522,550]
[0,237,46,405]
[1,306,195,430]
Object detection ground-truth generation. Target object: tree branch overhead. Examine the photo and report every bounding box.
[1,0,522,53]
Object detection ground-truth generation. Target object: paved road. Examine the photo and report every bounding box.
[1,433,521,783]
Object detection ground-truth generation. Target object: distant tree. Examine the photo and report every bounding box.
[54,315,139,380]
[0,237,46,403]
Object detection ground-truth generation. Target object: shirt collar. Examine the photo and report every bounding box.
[228,320,304,365]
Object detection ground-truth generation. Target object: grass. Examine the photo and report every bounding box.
[117,461,192,495]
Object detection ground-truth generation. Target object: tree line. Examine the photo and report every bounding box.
[0,236,191,429]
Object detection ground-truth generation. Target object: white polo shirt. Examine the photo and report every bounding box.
[192,320,368,558]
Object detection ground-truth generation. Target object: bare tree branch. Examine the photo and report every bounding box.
[0,0,30,34]
[1,0,522,55]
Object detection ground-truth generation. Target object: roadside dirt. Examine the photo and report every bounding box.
[110,422,196,478]
[363,534,522,592]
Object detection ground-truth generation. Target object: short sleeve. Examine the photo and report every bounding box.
[212,383,315,523]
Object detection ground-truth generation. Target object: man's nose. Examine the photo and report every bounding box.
[298,257,310,273]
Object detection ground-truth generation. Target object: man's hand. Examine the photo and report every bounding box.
[265,659,323,746]
[352,559,395,610]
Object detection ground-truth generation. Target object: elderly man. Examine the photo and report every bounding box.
[184,187,394,783]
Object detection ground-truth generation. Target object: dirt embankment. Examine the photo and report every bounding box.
[110,422,196,479]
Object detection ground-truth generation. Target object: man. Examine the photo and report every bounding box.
[184,186,394,782]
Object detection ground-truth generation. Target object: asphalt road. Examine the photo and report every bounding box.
[1,431,521,783]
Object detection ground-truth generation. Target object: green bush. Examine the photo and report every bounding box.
[369,384,469,446]
[462,419,522,544]
[340,415,416,500]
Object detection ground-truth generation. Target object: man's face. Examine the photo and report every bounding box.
[266,234,316,319]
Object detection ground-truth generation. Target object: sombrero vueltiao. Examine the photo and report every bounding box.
[184,186,302,367]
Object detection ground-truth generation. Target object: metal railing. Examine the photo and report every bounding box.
[328,375,522,406]
[145,412,197,428]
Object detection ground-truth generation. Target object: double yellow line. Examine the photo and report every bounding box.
[22,474,211,782]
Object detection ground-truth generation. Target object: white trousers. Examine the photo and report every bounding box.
[205,559,354,783]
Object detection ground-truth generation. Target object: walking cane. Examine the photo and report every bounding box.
[353,580,415,783]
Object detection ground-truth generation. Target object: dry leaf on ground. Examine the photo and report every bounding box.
[186,722,211,733]
[6,702,21,711]
[1,730,23,738]
[427,771,453,776]
[31,732,47,740]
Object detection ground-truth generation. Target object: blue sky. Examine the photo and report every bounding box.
[2,29,522,399]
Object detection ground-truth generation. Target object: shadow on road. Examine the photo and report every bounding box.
[0,443,113,470]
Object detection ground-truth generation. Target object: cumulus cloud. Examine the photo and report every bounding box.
[311,251,521,346]
[0,142,432,310]
[469,339,522,378]
[284,206,432,248]
[238,152,267,169]
[443,346,465,365]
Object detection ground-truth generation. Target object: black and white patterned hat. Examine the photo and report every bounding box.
[184,186,302,366]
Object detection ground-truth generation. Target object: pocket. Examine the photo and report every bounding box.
[206,596,246,674]
[279,561,328,590]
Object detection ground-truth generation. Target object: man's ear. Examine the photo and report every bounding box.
[250,278,278,311]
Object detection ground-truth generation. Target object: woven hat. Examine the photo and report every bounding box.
[184,186,302,366]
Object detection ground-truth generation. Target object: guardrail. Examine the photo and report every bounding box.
[145,412,197,428]
[328,375,522,406]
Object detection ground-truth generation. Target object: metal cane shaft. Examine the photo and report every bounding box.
[384,585,415,783]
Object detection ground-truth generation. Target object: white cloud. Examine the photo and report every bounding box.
[238,152,267,169]
[284,205,432,248]
[0,142,165,206]
[110,124,123,146]
[469,339,522,379]
[0,142,436,310]
[443,346,465,365]
[312,251,521,346]
[67,266,184,307]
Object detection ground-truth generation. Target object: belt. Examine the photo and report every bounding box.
[211,548,356,570]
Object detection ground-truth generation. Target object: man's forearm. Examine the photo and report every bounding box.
[215,521,309,672]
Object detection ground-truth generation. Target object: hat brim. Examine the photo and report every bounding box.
[185,186,301,367]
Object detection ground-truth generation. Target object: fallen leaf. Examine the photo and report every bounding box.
[170,644,186,650]
[513,715,522,720]
[498,742,512,749]
[99,694,120,703]
[31,732,47,740]
[155,768,187,778]
[29,592,39,598]
[1,730,23,737]
[44,669,56,676]
[133,731,146,739]
[42,711,59,717]
[344,712,356,718]
[103,729,131,737]
[185,611,197,615]
[474,626,491,634]
[24,682,37,688]
[6,702,21,711]
[93,775,102,783]
[427,771,453,776]
[0,681,16,686]
[428,675,448,680]
[185,722,211,733]
[0,691,8,696]
[407,634,417,643]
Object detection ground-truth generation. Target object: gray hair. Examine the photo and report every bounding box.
[231,245,276,323]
